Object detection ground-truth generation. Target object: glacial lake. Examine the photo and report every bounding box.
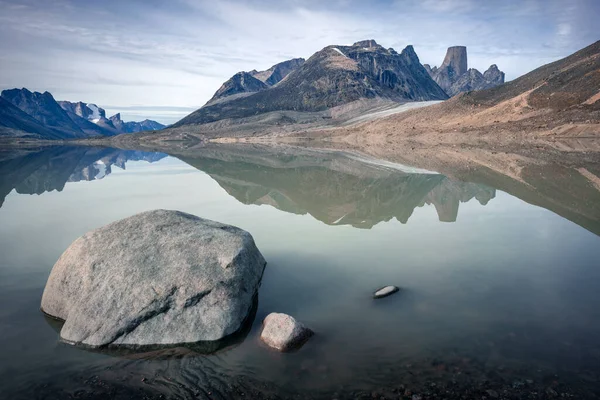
[1,145,600,399]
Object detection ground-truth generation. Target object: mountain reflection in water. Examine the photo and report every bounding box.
[0,146,166,207]
[180,151,495,228]
[0,145,496,228]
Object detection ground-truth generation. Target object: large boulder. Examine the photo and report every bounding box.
[260,313,313,351]
[41,210,266,348]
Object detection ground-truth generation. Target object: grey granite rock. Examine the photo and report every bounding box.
[41,209,266,348]
[260,313,313,351]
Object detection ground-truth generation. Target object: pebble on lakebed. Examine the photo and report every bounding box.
[260,313,314,351]
[373,285,400,299]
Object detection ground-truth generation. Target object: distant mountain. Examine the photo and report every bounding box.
[174,39,448,127]
[60,101,165,134]
[109,113,165,133]
[123,119,166,133]
[58,100,118,136]
[424,46,505,96]
[58,101,106,122]
[1,89,90,138]
[0,89,167,140]
[0,96,63,139]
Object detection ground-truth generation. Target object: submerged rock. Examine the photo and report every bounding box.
[260,313,313,351]
[41,209,266,348]
[373,285,399,299]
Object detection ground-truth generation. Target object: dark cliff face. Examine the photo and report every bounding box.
[1,89,87,138]
[427,46,505,97]
[175,40,448,127]
[440,46,468,77]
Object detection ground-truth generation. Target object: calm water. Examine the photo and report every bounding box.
[1,145,600,399]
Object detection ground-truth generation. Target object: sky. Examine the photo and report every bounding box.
[0,0,598,124]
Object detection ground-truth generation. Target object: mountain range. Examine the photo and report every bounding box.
[1,40,506,141]
[0,88,166,140]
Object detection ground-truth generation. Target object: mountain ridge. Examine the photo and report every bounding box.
[173,40,449,128]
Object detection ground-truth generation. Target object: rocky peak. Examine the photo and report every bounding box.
[209,72,269,104]
[400,45,420,64]
[483,64,505,85]
[425,46,504,97]
[440,46,467,77]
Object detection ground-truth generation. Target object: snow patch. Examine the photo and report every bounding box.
[86,103,101,121]
[332,47,348,58]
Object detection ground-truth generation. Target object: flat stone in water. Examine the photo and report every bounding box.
[373,285,399,299]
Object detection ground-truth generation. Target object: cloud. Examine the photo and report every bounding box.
[0,0,598,122]
[557,23,572,36]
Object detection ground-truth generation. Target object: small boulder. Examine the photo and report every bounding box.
[373,285,399,299]
[41,210,266,348]
[260,313,313,351]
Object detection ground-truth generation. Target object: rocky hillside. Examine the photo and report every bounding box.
[342,40,600,141]
[173,40,448,127]
[424,46,504,96]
